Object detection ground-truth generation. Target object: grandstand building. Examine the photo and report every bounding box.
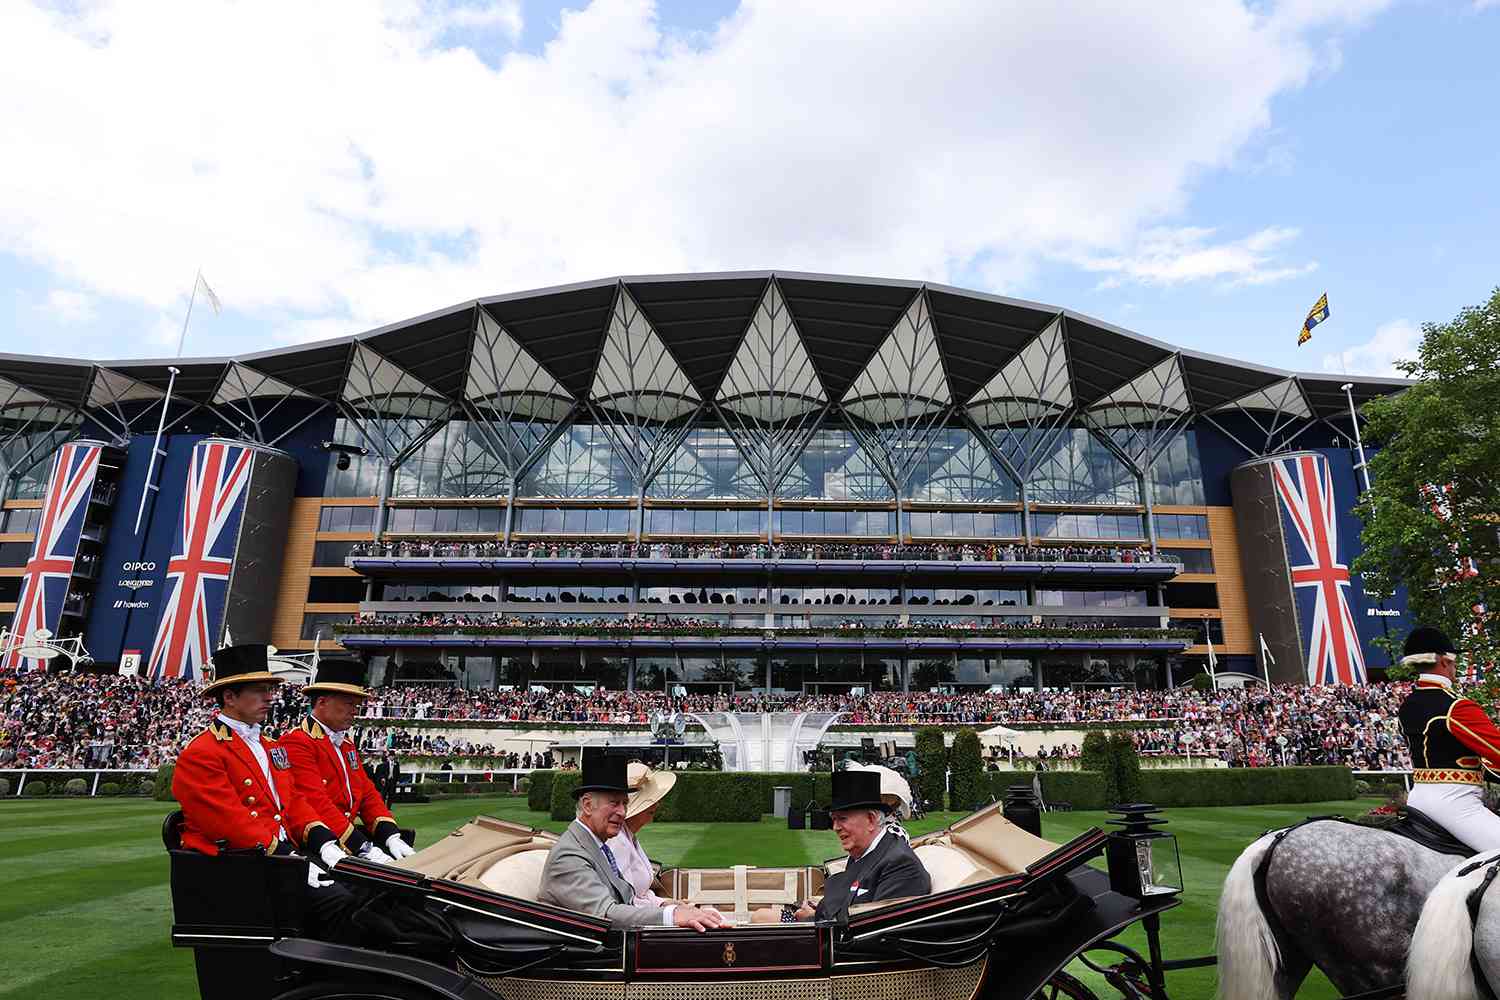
[0,273,1410,693]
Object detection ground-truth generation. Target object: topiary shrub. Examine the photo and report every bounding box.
[549,772,582,819]
[1080,731,1117,804]
[948,728,987,811]
[98,782,121,796]
[1109,731,1144,804]
[63,778,88,797]
[913,727,947,813]
[528,770,556,812]
[23,780,49,797]
[138,779,155,797]
[0,777,9,797]
[417,781,441,797]
[154,762,177,801]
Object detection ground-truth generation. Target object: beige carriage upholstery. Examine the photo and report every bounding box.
[659,866,814,923]
[395,815,559,901]
[395,803,1062,917]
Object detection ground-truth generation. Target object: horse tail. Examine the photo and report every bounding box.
[1216,830,1286,1000]
[1407,856,1498,1000]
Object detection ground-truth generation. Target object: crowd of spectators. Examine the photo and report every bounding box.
[344,612,1172,635]
[1,666,1412,773]
[351,539,1176,565]
[0,670,213,769]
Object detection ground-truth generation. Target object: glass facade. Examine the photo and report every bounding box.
[773,508,894,536]
[1149,431,1207,505]
[907,510,1021,538]
[1032,512,1145,540]
[645,507,764,535]
[386,506,505,534]
[779,428,893,500]
[318,505,378,532]
[905,428,1019,503]
[515,506,632,535]
[519,423,634,498]
[647,428,761,499]
[1026,427,1140,505]
[1155,513,1210,540]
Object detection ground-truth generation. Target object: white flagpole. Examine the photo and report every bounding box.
[175,267,202,358]
[134,365,179,534]
[1205,622,1218,691]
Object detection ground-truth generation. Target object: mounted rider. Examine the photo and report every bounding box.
[1398,625,1500,851]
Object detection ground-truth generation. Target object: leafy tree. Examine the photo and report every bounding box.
[1353,288,1500,698]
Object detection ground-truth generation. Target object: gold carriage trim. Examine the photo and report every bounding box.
[1413,768,1483,785]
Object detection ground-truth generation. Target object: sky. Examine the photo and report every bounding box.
[1,0,1497,381]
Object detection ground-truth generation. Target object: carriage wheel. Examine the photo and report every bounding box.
[1033,972,1101,1000]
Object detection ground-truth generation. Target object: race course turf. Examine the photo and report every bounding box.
[0,796,1378,999]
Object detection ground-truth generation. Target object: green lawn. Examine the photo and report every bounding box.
[0,796,1374,999]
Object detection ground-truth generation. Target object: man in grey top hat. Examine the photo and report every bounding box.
[537,751,724,930]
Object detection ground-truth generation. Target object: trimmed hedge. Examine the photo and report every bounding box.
[549,771,790,823]
[985,770,1108,810]
[154,763,177,802]
[1135,766,1355,807]
[982,766,1355,809]
[23,780,49,797]
[63,778,88,796]
[528,770,556,812]
[98,782,122,796]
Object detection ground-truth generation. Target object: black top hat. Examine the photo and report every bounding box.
[305,656,370,698]
[1403,625,1458,662]
[829,769,889,813]
[573,748,630,798]
[202,643,281,696]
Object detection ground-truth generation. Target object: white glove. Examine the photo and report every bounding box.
[318,841,346,871]
[385,834,417,860]
[307,862,334,890]
[360,842,393,863]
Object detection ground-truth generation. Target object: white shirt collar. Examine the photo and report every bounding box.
[573,818,604,849]
[850,826,888,862]
[217,712,262,742]
[1418,673,1454,689]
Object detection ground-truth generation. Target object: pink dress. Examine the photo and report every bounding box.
[606,827,668,908]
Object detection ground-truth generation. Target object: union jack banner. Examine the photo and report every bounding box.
[1272,454,1367,685]
[4,443,102,669]
[148,441,255,682]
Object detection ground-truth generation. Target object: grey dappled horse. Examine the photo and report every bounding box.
[1407,851,1500,1000]
[1216,819,1458,1000]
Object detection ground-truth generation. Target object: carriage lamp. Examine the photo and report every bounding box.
[1106,803,1183,899]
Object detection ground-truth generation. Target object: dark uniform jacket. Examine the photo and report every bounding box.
[815,830,931,920]
[172,719,335,856]
[278,717,399,853]
[1399,677,1500,780]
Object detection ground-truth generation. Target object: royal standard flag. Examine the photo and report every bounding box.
[1297,293,1329,345]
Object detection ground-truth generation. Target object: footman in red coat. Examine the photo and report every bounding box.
[277,656,415,863]
[172,643,364,943]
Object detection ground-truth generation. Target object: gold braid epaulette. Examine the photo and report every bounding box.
[1412,768,1483,785]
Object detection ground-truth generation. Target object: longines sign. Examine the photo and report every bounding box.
[114,560,157,610]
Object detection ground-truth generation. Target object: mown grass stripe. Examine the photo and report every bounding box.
[0,883,178,996]
[0,855,168,926]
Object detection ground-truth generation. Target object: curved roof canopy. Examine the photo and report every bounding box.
[0,271,1407,451]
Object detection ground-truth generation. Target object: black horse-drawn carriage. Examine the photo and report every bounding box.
[165,801,1213,1000]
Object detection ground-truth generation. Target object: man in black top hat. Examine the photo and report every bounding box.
[1398,625,1500,850]
[772,769,931,922]
[537,750,724,930]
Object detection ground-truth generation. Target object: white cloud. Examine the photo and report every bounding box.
[42,288,98,324]
[1075,225,1317,289]
[0,0,1390,356]
[1321,318,1422,377]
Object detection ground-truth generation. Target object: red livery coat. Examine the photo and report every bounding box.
[172,719,333,855]
[278,717,398,852]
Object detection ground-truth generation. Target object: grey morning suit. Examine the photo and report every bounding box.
[538,820,670,928]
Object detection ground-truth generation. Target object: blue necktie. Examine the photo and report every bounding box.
[600,843,623,878]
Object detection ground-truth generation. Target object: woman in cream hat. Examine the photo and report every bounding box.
[605,762,685,909]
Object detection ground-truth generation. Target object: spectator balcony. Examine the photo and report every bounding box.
[347,541,1182,586]
[334,618,1193,654]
